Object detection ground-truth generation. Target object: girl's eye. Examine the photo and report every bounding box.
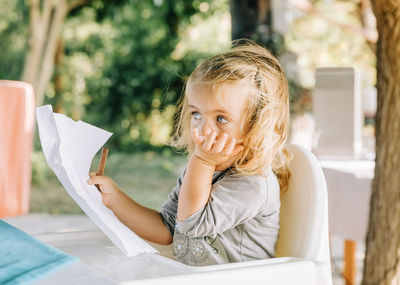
[217,116,228,123]
[191,112,202,120]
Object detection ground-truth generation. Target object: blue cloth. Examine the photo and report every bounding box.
[0,220,78,285]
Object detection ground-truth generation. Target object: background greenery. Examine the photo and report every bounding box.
[30,150,188,213]
[0,0,376,213]
[28,0,231,213]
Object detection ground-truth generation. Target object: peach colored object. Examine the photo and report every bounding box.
[0,80,35,218]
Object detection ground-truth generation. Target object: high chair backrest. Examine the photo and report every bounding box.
[275,144,331,267]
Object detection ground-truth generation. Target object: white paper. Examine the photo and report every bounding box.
[36,105,158,256]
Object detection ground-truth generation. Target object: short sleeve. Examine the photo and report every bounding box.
[159,170,185,237]
[176,173,270,238]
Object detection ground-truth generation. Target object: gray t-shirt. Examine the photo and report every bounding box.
[159,169,280,266]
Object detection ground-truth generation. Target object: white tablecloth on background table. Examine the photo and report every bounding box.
[320,160,374,242]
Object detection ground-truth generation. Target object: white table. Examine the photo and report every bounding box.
[5,214,187,284]
[5,214,318,285]
[320,159,374,285]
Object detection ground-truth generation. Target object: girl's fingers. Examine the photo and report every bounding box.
[204,130,217,150]
[213,133,228,152]
[223,137,237,155]
[192,128,201,144]
[193,128,205,144]
[87,175,108,186]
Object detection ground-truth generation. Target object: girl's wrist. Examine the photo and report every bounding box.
[106,187,124,211]
[191,153,217,170]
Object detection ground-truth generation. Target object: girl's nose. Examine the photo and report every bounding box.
[199,119,215,137]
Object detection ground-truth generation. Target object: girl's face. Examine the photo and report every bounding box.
[187,82,250,143]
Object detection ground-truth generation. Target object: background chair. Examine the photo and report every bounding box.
[0,80,35,218]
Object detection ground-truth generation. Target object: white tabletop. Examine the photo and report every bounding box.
[5,214,188,284]
[320,159,374,179]
[5,214,313,285]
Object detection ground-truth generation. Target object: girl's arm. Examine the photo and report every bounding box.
[177,155,215,221]
[177,129,243,221]
[88,174,172,245]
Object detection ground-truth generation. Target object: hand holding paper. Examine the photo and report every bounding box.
[95,148,108,191]
[36,105,158,256]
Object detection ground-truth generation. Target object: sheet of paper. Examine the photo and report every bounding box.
[36,105,158,256]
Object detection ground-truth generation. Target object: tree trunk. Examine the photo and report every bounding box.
[53,39,65,114]
[362,2,400,285]
[230,0,272,40]
[21,0,88,106]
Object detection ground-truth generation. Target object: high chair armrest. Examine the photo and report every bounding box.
[123,255,332,285]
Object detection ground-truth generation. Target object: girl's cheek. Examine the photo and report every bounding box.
[191,119,201,130]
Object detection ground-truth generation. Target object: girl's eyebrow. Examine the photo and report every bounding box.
[189,105,232,116]
[214,109,231,115]
[189,105,230,115]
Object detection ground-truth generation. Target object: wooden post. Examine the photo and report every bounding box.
[344,239,357,285]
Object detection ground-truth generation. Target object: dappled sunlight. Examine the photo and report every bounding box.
[1,1,388,282]
[285,0,376,88]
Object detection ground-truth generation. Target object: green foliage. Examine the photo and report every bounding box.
[31,151,49,186]
[30,150,188,213]
[44,0,230,151]
[0,0,28,80]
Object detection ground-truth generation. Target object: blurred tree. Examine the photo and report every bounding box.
[362,2,400,285]
[20,0,127,106]
[230,0,284,55]
[49,0,228,150]
[21,0,92,106]
[1,0,228,150]
[290,0,377,52]
[283,0,377,120]
[0,0,28,80]
[230,0,307,115]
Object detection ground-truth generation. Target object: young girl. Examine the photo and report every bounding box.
[88,39,291,266]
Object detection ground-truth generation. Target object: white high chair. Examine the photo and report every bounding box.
[143,144,333,285]
[275,144,332,284]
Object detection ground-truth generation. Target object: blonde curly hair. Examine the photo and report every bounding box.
[171,39,292,194]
